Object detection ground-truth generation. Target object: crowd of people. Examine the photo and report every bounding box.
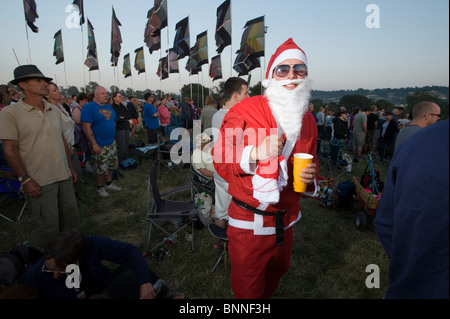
[0,35,447,300]
[310,100,442,163]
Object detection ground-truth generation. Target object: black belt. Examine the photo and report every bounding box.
[232,197,286,246]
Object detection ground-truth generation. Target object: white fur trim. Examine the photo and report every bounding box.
[252,174,280,204]
[240,146,257,175]
[228,210,302,235]
[267,48,308,79]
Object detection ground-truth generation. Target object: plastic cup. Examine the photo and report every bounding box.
[293,153,314,193]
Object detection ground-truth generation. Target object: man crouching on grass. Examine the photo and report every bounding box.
[212,38,319,299]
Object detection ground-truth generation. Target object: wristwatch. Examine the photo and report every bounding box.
[18,174,30,182]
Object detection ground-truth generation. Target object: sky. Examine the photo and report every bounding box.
[0,0,448,95]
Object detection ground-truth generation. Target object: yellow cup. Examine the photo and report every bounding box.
[293,153,314,193]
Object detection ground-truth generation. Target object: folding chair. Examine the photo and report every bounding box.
[0,167,27,223]
[208,223,228,273]
[327,139,352,180]
[189,164,215,200]
[155,136,186,179]
[146,162,199,254]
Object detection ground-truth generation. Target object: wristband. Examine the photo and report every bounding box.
[21,178,33,185]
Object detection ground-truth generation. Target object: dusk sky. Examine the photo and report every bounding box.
[1,0,448,94]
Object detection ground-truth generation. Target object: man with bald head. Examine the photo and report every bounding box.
[81,86,121,197]
[212,38,319,299]
[394,101,441,152]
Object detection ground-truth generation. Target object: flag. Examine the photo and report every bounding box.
[172,17,190,60]
[239,16,265,59]
[123,53,131,78]
[85,19,99,71]
[23,0,39,33]
[144,7,161,54]
[150,0,168,37]
[210,55,222,81]
[72,0,85,26]
[157,56,169,80]
[191,31,208,68]
[215,0,231,54]
[53,29,64,65]
[134,47,146,74]
[168,49,179,74]
[233,50,260,76]
[185,56,201,76]
[110,7,123,67]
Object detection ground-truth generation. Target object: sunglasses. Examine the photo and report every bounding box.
[275,64,308,78]
[430,113,441,118]
[41,261,77,275]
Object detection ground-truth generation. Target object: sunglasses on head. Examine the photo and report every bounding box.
[275,64,307,78]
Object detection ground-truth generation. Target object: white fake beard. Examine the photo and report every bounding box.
[262,78,312,141]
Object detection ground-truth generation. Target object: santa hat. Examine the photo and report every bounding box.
[266,38,308,79]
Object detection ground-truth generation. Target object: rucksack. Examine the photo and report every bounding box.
[120,158,138,170]
[336,180,356,211]
[360,169,384,195]
[0,244,43,289]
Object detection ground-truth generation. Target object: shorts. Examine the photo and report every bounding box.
[354,131,366,148]
[130,119,139,127]
[92,143,118,175]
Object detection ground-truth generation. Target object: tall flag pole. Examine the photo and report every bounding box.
[53,29,68,89]
[72,0,86,92]
[22,0,39,63]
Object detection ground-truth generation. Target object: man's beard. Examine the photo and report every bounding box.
[263,78,312,141]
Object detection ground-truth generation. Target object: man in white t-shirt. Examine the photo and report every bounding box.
[210,77,249,248]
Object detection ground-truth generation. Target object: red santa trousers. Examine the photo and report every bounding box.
[227,214,294,299]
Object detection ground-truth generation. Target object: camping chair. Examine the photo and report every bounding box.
[208,223,228,273]
[155,136,185,179]
[327,138,352,180]
[0,167,27,223]
[146,162,199,254]
[189,164,215,201]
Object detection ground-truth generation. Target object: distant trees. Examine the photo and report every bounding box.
[406,91,449,119]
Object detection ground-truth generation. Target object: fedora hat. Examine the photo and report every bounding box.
[10,65,53,85]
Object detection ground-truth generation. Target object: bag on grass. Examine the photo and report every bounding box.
[120,158,138,170]
[0,244,43,289]
[336,180,355,211]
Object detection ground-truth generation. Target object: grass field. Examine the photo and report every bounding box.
[0,135,391,299]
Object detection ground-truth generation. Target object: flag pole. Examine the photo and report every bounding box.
[22,0,32,64]
[24,22,32,64]
[62,32,68,90]
[12,49,21,65]
[230,0,233,78]
[81,24,87,93]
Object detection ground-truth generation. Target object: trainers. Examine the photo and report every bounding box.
[97,187,109,197]
[105,183,122,191]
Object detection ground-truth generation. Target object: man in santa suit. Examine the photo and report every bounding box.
[212,38,319,299]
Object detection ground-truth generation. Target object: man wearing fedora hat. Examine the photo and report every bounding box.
[0,65,79,248]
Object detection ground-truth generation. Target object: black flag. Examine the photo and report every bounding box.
[110,7,123,67]
[23,0,39,33]
[53,29,64,65]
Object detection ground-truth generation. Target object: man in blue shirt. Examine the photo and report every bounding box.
[81,86,121,197]
[143,92,160,145]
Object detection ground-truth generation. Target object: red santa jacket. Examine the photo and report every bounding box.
[212,95,318,234]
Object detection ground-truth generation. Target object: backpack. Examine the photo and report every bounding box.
[336,180,356,211]
[360,169,384,195]
[0,244,43,289]
[120,158,138,170]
